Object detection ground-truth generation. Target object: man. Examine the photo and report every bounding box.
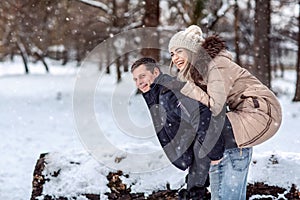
[131,57,234,199]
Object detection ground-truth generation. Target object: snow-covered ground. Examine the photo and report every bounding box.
[0,57,300,200]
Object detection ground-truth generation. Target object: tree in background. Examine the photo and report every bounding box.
[191,0,207,25]
[0,0,109,72]
[234,0,241,65]
[0,0,299,97]
[294,0,300,102]
[141,0,160,61]
[253,0,271,88]
[0,0,53,73]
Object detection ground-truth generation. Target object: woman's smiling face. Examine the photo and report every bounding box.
[170,47,190,71]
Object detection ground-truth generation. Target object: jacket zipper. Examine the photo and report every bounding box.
[178,102,191,118]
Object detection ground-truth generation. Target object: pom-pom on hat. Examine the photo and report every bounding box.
[168,25,205,53]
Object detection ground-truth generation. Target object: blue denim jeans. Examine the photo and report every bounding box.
[209,147,253,200]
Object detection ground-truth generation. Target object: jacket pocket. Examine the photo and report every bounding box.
[241,94,259,108]
[228,148,252,171]
[240,94,269,114]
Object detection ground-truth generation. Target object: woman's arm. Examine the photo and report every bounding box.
[180,83,226,116]
[180,65,228,116]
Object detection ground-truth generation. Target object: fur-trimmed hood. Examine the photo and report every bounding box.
[201,35,227,59]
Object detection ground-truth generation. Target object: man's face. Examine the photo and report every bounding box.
[132,64,159,93]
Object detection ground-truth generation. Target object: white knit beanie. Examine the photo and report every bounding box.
[168,25,205,53]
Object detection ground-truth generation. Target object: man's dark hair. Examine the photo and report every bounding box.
[131,57,161,73]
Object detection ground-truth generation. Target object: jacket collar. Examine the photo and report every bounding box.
[142,73,173,106]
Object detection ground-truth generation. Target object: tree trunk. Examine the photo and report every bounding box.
[141,0,160,61]
[106,41,111,74]
[16,41,29,74]
[62,50,68,66]
[274,42,284,78]
[253,0,271,88]
[123,53,129,72]
[293,0,300,101]
[34,52,49,73]
[279,49,284,78]
[192,0,206,25]
[116,56,121,83]
[234,0,241,65]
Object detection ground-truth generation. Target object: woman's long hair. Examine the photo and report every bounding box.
[190,47,211,84]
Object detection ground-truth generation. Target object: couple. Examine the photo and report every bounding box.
[131,25,281,200]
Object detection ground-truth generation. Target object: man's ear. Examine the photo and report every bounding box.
[153,67,160,77]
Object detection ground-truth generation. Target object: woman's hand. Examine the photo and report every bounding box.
[211,158,223,165]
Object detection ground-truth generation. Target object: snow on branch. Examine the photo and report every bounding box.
[75,0,112,14]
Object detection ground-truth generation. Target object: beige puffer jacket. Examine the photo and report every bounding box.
[181,50,282,148]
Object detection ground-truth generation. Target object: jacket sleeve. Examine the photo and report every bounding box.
[180,65,227,116]
[178,95,225,161]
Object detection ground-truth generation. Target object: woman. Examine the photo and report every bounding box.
[168,25,282,148]
[168,25,282,199]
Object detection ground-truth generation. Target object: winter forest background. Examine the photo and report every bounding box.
[2,0,300,94]
[1,0,300,199]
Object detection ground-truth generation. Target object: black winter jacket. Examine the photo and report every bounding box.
[143,74,237,188]
[143,74,225,169]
